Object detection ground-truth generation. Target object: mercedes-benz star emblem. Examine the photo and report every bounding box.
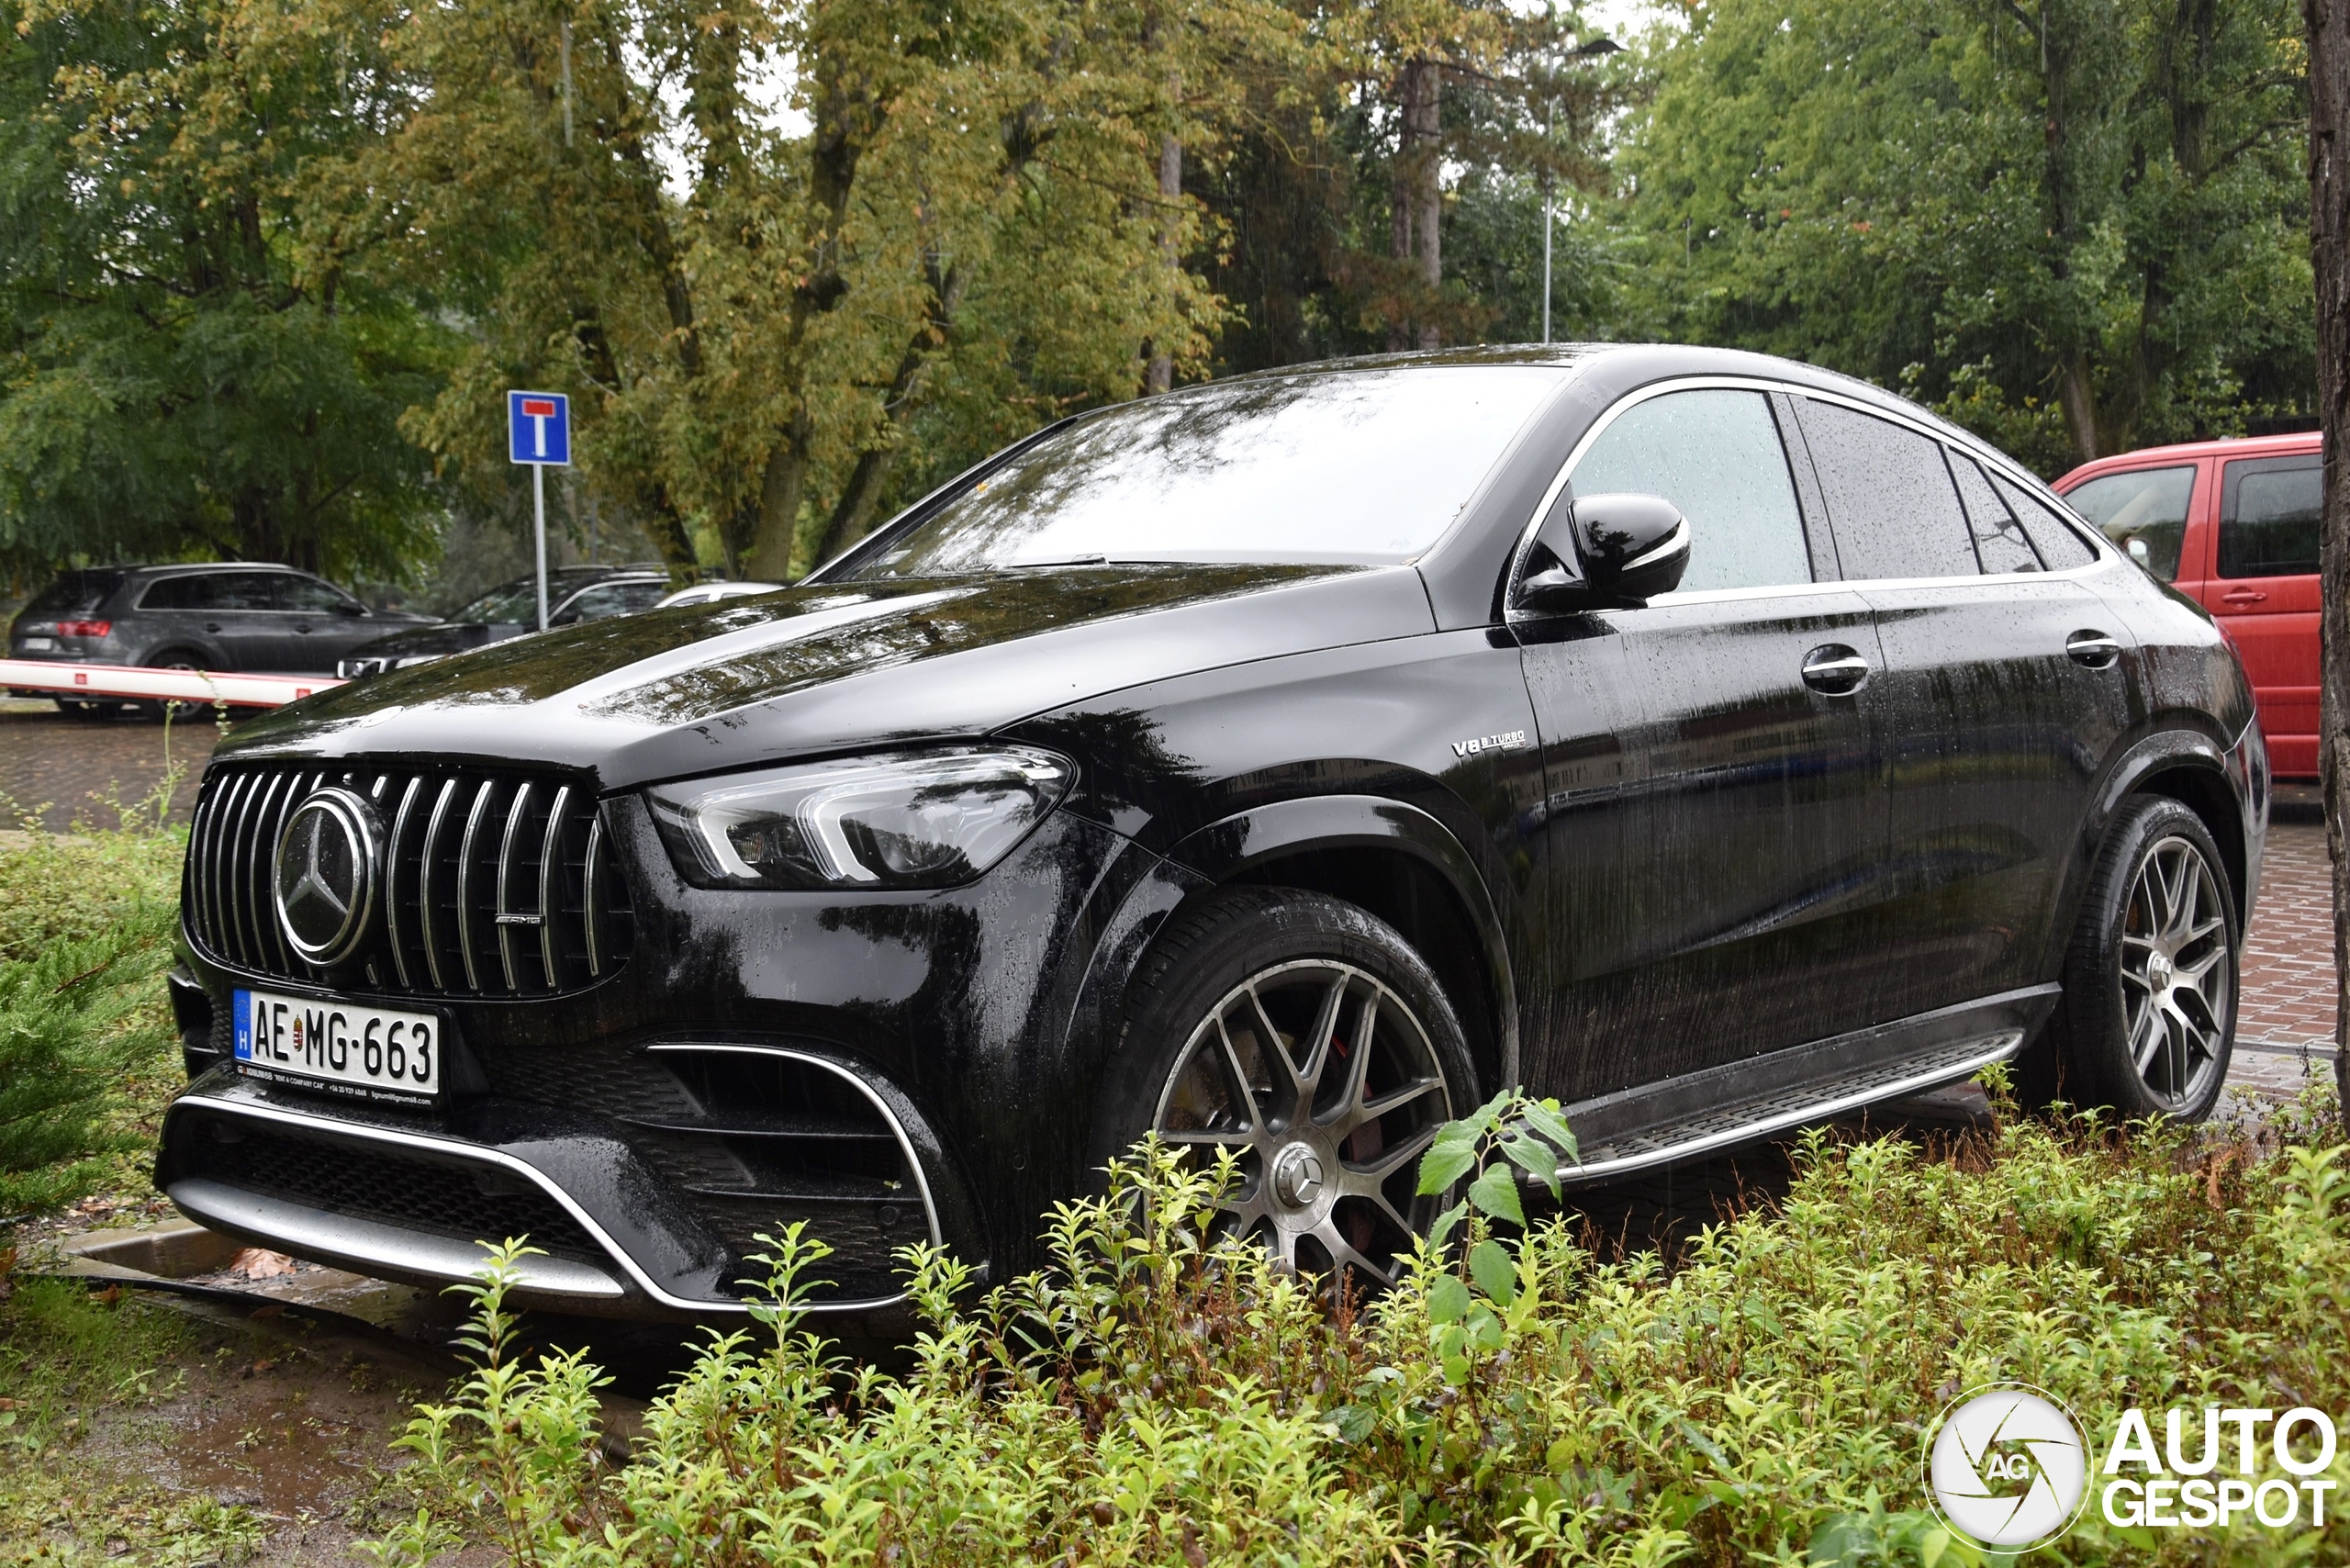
[273,788,382,965]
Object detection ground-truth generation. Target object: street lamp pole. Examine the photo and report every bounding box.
[1542,34,1620,345]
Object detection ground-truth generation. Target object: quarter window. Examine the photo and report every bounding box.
[1946,454,2043,574]
[2059,465,2193,581]
[1567,388,1812,591]
[1796,399,1980,579]
[2219,456,2320,579]
[1991,476,2098,569]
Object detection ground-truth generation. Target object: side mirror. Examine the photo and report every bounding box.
[1511,491,1691,614]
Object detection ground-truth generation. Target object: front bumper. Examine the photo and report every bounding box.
[165,772,1163,1324]
[159,1058,957,1326]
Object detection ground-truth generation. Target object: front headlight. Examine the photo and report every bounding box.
[645,746,1076,890]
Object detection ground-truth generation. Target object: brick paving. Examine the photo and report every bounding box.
[0,697,218,832]
[2225,789,2341,1102]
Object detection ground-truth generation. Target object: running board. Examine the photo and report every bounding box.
[1554,1028,2025,1189]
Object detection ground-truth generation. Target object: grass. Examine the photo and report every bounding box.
[372,1086,2350,1567]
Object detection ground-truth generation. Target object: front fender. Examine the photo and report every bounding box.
[1165,793,1518,1087]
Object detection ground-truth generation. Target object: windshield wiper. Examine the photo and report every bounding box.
[1002,554,1108,569]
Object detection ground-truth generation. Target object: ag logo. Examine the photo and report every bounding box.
[1925,1383,2090,1550]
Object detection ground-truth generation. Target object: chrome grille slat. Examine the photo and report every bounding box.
[456,780,498,993]
[495,782,534,992]
[539,784,570,991]
[210,771,249,957]
[583,812,606,979]
[183,764,631,1001]
[229,772,278,965]
[265,772,310,975]
[386,776,424,990]
[419,778,460,991]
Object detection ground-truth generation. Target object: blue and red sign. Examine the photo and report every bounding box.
[508,390,571,465]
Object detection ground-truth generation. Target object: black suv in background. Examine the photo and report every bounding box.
[8,565,431,711]
[335,566,670,679]
[159,345,2264,1334]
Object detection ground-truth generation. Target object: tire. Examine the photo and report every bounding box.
[2053,795,2239,1121]
[1089,886,1477,1289]
[136,650,207,722]
[54,697,109,720]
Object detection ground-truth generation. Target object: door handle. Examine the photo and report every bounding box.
[1801,644,1872,695]
[2066,630,2122,668]
[203,622,222,633]
[2221,588,2268,606]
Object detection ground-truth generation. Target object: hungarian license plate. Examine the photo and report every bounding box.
[232,988,442,1099]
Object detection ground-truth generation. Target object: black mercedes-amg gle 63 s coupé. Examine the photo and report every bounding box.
[158,345,2266,1331]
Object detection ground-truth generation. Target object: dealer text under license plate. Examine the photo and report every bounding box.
[233,988,440,1097]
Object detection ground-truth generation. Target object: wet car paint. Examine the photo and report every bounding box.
[162,344,2266,1322]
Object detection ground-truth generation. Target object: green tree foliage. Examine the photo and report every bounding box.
[0,0,450,581]
[1621,0,2313,472]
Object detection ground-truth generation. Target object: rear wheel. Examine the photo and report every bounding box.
[1092,888,1473,1291]
[2054,795,2239,1121]
[136,650,207,722]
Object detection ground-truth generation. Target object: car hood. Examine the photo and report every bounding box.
[222,563,1436,788]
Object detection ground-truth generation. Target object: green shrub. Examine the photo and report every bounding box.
[375,1089,2350,1566]
[0,786,186,1217]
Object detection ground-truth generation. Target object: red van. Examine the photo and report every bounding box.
[2056,432,2320,778]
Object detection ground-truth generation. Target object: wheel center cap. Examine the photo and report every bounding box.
[1271,1144,1326,1208]
[2147,950,2175,989]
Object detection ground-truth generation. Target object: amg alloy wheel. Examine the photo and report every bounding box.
[1094,888,1475,1292]
[2057,795,2239,1121]
[1152,958,1455,1285]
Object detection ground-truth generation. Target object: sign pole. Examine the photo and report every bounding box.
[508,389,570,631]
[533,461,549,632]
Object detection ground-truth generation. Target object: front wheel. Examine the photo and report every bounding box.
[1091,888,1474,1290]
[2054,795,2239,1121]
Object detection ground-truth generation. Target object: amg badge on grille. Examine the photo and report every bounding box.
[273,788,383,965]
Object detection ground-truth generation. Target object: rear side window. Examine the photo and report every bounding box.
[2219,455,2320,579]
[275,575,358,612]
[1992,476,2098,569]
[25,570,124,615]
[2060,465,2195,581]
[1946,453,2044,574]
[1796,399,1979,579]
[1567,388,1812,592]
[139,575,225,610]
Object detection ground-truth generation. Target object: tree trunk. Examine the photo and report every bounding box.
[2306,0,2350,1103]
[1412,61,1440,352]
[1387,58,1443,352]
[808,263,973,568]
[1147,126,1181,395]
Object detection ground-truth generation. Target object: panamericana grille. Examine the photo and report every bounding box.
[185,763,634,998]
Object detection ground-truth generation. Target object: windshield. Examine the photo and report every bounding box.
[845,367,1563,578]
[450,580,548,623]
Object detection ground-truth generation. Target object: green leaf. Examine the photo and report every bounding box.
[1806,1513,1872,1567]
[1501,1132,1561,1188]
[1468,1238,1516,1304]
[1467,1164,1526,1226]
[1518,1099,1580,1164]
[1427,1200,1469,1251]
[1326,1404,1377,1444]
[1426,1274,1472,1324]
[1417,1142,1477,1195]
